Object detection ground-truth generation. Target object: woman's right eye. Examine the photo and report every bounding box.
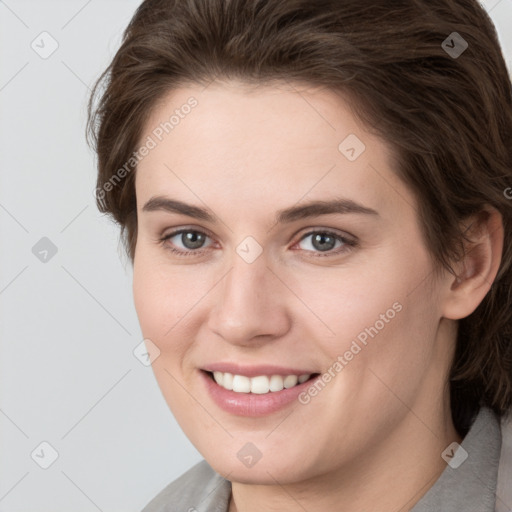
[160,229,214,256]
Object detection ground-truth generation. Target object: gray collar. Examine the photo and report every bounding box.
[411,406,502,512]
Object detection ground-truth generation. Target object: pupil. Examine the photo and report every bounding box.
[313,233,335,251]
[182,231,204,249]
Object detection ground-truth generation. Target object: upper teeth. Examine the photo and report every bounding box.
[212,371,311,394]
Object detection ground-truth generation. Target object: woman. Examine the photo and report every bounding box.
[87,0,512,510]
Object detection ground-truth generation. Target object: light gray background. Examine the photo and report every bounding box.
[1,1,511,511]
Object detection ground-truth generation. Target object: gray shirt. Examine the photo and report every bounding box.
[142,406,503,512]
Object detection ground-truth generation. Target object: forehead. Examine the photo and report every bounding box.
[135,80,409,219]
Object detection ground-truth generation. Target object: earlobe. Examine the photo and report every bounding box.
[442,207,504,320]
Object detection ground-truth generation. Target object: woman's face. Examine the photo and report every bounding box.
[133,80,455,484]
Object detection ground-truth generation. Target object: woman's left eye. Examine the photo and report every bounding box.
[159,228,356,257]
[294,230,356,256]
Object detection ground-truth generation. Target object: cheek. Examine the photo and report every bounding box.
[326,270,440,416]
[295,245,439,375]
[132,255,207,416]
[133,251,218,372]
[133,255,187,344]
[281,261,418,344]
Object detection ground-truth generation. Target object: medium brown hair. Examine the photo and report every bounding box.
[87,0,512,435]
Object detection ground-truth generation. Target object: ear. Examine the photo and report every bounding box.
[441,206,504,320]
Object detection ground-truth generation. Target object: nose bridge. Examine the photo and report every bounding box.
[207,246,289,343]
[225,253,264,305]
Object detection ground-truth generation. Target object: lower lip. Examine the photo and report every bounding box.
[200,370,319,417]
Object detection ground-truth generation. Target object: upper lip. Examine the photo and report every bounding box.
[202,362,318,378]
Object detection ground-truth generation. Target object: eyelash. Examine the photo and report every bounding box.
[158,228,357,258]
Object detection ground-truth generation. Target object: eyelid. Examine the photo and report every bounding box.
[160,225,356,242]
[160,224,216,239]
[295,226,357,244]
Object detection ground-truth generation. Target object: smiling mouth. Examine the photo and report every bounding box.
[204,370,320,395]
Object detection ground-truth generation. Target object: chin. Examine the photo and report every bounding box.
[201,442,317,485]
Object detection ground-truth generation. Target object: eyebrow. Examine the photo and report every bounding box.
[142,196,379,223]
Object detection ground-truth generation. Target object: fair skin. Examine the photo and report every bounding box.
[132,80,503,512]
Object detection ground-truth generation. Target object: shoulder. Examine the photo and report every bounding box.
[140,459,231,512]
[498,412,512,509]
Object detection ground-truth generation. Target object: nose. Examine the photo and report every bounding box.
[206,250,291,346]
